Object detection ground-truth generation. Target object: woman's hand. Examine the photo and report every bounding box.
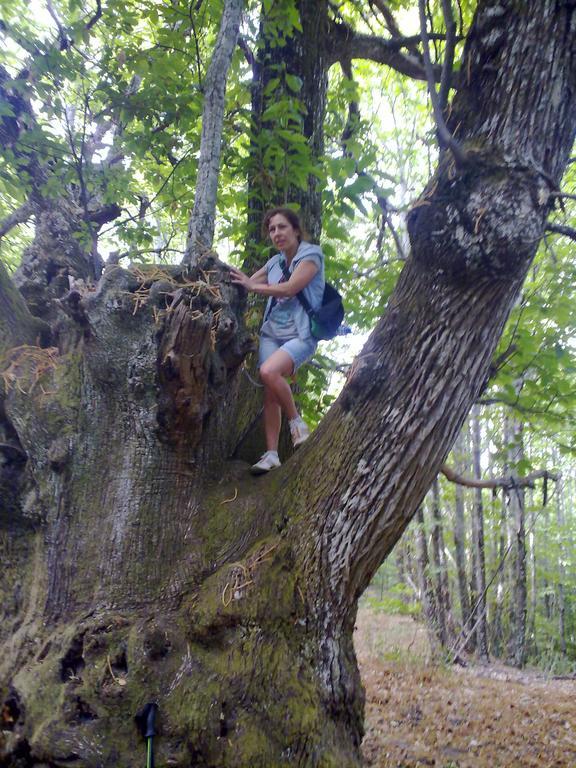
[229,267,253,291]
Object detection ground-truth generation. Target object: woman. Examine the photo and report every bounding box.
[230,208,325,474]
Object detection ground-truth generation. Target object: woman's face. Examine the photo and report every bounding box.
[268,214,300,255]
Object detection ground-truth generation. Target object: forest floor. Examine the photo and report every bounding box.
[355,607,576,768]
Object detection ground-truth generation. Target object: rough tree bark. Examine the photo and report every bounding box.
[1,2,575,766]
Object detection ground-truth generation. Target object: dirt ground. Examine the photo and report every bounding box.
[354,608,576,768]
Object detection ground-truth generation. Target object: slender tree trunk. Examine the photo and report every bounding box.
[185,0,245,264]
[430,478,450,646]
[470,405,489,661]
[402,534,419,600]
[414,507,442,654]
[452,426,473,641]
[527,486,538,659]
[491,487,508,658]
[542,500,553,622]
[506,416,527,668]
[395,538,406,586]
[554,449,568,656]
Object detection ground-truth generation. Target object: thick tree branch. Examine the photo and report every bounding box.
[326,20,448,83]
[0,260,50,353]
[368,0,421,60]
[545,223,576,241]
[237,35,255,71]
[0,202,34,240]
[440,465,558,491]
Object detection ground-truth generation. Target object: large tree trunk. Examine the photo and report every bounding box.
[1,2,575,766]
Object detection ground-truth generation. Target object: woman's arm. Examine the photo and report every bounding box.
[248,264,269,285]
[230,260,318,298]
[228,263,269,287]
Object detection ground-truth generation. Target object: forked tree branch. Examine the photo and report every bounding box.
[326,21,448,83]
[369,0,403,38]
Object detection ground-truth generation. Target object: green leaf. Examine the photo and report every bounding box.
[285,74,302,93]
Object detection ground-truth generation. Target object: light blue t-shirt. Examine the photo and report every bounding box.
[261,241,325,342]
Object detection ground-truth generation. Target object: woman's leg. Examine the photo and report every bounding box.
[263,386,282,452]
[260,349,299,450]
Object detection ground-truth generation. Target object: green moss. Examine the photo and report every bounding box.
[6,600,363,767]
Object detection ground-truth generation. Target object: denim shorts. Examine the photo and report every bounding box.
[258,333,317,372]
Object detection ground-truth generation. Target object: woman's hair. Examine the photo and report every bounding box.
[261,207,309,243]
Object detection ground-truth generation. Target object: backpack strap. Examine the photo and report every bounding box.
[279,260,315,318]
[262,254,283,322]
[264,256,316,323]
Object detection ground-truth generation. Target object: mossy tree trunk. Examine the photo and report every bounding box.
[1,2,575,766]
[245,0,329,261]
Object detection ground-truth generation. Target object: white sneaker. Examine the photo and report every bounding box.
[289,417,310,448]
[250,450,281,475]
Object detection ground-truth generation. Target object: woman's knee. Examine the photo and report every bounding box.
[259,364,281,387]
[260,350,295,385]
